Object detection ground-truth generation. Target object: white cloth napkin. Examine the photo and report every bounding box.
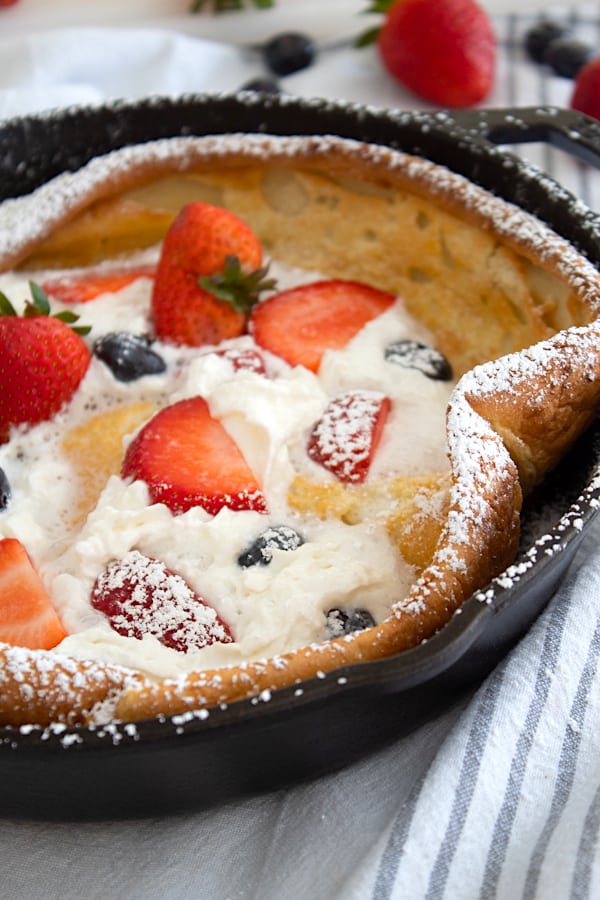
[1,7,600,900]
[0,26,256,117]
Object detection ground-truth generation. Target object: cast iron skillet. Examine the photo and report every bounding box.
[0,95,600,820]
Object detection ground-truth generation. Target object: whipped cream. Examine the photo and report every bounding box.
[0,254,454,678]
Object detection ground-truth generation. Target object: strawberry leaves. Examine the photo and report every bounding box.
[356,0,394,46]
[198,256,276,316]
[0,281,91,335]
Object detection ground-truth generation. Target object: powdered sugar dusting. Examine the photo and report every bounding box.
[0,641,139,729]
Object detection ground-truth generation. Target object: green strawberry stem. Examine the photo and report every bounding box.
[0,281,91,336]
[26,281,51,316]
[198,256,277,316]
[356,0,396,46]
[364,0,396,10]
[0,291,17,317]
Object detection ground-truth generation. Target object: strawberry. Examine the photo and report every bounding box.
[0,282,91,442]
[214,347,267,375]
[307,390,391,483]
[0,537,67,650]
[91,549,233,653]
[121,396,267,515]
[359,0,496,107]
[249,280,396,373]
[571,57,600,122]
[42,265,156,305]
[151,202,275,347]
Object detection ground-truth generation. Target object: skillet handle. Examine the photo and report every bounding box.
[449,106,600,171]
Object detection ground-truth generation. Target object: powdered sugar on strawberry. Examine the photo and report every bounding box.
[91,550,233,652]
[307,390,391,484]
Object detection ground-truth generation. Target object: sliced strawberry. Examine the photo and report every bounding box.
[42,265,156,305]
[249,280,396,373]
[0,537,67,650]
[307,390,391,484]
[214,347,267,375]
[121,396,267,515]
[91,549,233,653]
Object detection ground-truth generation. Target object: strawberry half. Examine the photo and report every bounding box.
[249,280,396,373]
[307,390,391,483]
[121,396,267,516]
[0,282,91,442]
[360,0,496,107]
[151,202,275,347]
[0,537,67,650]
[42,265,156,305]
[91,550,233,653]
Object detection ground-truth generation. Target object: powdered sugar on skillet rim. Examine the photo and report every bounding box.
[0,131,599,736]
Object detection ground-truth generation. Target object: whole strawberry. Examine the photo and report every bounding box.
[360,0,496,107]
[571,57,600,122]
[0,282,91,442]
[151,202,274,347]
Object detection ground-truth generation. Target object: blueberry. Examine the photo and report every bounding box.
[0,467,11,511]
[544,38,593,78]
[524,20,569,63]
[239,77,282,94]
[93,332,166,382]
[263,32,316,76]
[325,607,376,639]
[237,525,304,568]
[384,339,453,381]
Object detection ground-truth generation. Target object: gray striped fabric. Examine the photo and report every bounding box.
[488,6,600,212]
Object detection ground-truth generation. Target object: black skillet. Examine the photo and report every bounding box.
[0,95,599,820]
